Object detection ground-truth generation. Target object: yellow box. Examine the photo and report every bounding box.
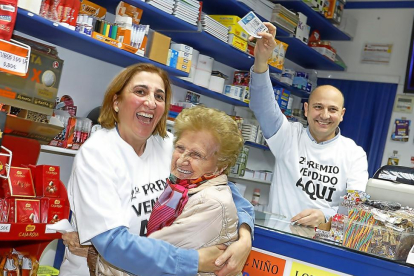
[268,39,289,70]
[228,34,247,52]
[176,63,191,73]
[209,15,241,26]
[177,57,192,64]
[228,25,248,41]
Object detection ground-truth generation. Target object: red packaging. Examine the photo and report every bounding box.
[233,71,250,86]
[7,197,14,222]
[4,167,36,198]
[40,0,51,18]
[69,0,80,26]
[0,0,18,41]
[0,197,8,222]
[41,197,67,223]
[15,198,40,223]
[35,165,60,197]
[0,154,9,177]
[61,0,73,23]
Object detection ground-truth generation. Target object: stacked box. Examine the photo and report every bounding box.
[209,15,249,52]
[274,87,290,110]
[171,43,193,73]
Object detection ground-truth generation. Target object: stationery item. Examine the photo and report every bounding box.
[238,11,268,38]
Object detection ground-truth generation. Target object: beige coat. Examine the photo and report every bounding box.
[97,174,240,276]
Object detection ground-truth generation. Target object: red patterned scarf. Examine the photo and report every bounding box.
[146,174,217,236]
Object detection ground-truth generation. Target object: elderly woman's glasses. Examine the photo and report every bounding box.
[174,145,208,161]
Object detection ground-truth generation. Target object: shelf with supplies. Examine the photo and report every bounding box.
[95,0,199,32]
[94,0,282,73]
[201,0,351,40]
[271,78,311,99]
[161,30,282,74]
[244,141,270,151]
[228,174,271,185]
[40,145,78,156]
[200,0,346,71]
[170,77,249,107]
[276,0,351,41]
[14,9,188,77]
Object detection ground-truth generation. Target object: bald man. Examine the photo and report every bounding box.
[249,23,368,227]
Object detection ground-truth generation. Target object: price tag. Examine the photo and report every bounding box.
[0,39,30,76]
[0,223,11,232]
[45,224,57,234]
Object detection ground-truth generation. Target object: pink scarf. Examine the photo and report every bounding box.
[146,174,217,236]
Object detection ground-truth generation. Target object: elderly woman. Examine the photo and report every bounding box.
[60,63,254,276]
[97,106,244,276]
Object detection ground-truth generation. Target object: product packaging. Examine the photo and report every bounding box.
[15,198,40,223]
[0,0,18,41]
[41,197,68,223]
[2,167,35,198]
[35,165,60,197]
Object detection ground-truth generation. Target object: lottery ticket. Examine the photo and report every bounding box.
[238,11,268,38]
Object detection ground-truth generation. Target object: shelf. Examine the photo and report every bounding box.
[244,141,270,151]
[279,37,346,71]
[170,77,249,106]
[201,0,269,22]
[276,1,351,41]
[270,78,310,98]
[0,223,62,241]
[14,9,188,77]
[162,30,281,74]
[41,145,77,156]
[200,0,346,71]
[228,174,271,185]
[95,0,199,32]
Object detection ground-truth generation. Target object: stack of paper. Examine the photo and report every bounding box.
[201,13,229,43]
[270,4,298,34]
[237,0,274,21]
[173,0,200,26]
[146,0,174,14]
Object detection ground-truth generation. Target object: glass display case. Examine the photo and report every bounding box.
[244,211,414,276]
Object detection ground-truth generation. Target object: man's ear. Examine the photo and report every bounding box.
[304,102,309,118]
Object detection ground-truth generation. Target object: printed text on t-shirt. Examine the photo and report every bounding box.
[296,156,340,202]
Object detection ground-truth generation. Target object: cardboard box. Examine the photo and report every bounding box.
[79,0,107,19]
[116,1,143,25]
[171,43,193,54]
[209,15,242,26]
[228,25,249,41]
[0,49,64,116]
[176,63,191,73]
[5,115,63,145]
[228,34,247,52]
[145,30,171,65]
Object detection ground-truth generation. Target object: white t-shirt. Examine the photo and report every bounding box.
[68,127,173,244]
[266,116,368,219]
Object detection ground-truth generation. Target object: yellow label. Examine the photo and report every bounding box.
[290,262,341,276]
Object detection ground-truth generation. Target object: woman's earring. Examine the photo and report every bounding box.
[114,106,119,113]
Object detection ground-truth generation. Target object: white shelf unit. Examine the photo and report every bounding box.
[40,145,77,156]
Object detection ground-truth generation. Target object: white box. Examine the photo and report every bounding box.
[171,43,193,54]
[295,13,310,44]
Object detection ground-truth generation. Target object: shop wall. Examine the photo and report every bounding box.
[323,8,414,169]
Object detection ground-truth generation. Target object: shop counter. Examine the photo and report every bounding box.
[245,211,414,276]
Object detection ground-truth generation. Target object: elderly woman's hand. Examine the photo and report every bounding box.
[214,224,252,276]
[62,231,89,258]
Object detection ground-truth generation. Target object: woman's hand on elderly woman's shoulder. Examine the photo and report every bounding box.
[62,231,89,258]
[214,224,252,276]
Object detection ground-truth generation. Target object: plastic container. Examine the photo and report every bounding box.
[342,218,414,261]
